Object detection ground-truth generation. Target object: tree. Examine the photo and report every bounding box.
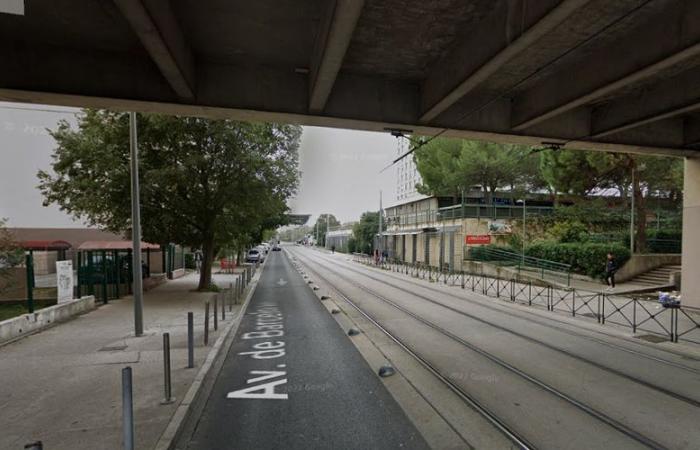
[539,149,601,198]
[352,211,383,254]
[544,149,683,252]
[414,138,534,204]
[0,219,23,293]
[312,214,340,246]
[38,110,300,290]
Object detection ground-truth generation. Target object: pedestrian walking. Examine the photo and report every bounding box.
[194,250,203,274]
[604,253,617,290]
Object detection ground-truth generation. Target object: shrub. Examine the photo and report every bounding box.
[347,237,357,254]
[547,220,589,243]
[525,241,630,278]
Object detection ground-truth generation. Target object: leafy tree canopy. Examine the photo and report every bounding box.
[313,214,340,246]
[352,211,383,254]
[0,219,23,293]
[39,110,301,289]
[414,138,539,203]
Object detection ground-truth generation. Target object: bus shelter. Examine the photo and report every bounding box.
[77,241,160,304]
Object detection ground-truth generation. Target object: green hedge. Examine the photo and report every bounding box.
[525,242,630,278]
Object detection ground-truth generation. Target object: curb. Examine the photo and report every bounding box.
[153,264,265,450]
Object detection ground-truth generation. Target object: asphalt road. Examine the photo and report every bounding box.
[185,250,428,450]
[287,245,700,450]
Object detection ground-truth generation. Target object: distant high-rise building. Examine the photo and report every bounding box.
[395,137,426,203]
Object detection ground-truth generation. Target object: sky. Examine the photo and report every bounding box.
[0,103,398,228]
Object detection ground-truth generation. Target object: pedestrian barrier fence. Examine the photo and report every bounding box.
[351,253,700,344]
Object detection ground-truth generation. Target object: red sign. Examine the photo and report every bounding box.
[466,235,491,245]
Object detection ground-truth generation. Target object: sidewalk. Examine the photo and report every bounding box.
[0,271,245,450]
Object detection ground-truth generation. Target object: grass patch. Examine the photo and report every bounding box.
[0,303,30,321]
[0,300,57,322]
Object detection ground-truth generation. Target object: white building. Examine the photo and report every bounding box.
[395,137,426,203]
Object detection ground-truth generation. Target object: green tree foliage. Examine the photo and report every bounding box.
[0,219,23,293]
[414,138,538,203]
[352,211,383,254]
[525,242,630,279]
[312,214,340,246]
[539,149,601,196]
[539,148,682,253]
[38,110,300,290]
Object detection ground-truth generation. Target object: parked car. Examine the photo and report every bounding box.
[245,249,261,263]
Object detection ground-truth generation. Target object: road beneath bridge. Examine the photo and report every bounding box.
[180,244,700,449]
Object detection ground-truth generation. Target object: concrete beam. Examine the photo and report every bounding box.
[590,66,700,139]
[308,0,365,113]
[3,85,698,158]
[684,116,700,148]
[113,0,196,100]
[512,1,700,131]
[419,0,590,123]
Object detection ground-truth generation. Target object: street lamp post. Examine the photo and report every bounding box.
[129,112,144,337]
[517,199,526,266]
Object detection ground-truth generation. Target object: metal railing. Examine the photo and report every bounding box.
[351,253,700,345]
[466,246,572,286]
[385,203,554,228]
[437,203,554,221]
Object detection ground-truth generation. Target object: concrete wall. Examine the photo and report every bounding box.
[32,251,58,275]
[172,268,186,279]
[0,295,95,345]
[682,158,700,309]
[616,254,682,283]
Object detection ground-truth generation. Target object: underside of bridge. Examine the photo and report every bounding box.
[2,0,700,157]
[2,0,700,308]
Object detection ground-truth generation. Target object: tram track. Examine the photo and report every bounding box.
[319,250,700,374]
[288,247,669,450]
[303,250,700,409]
[286,249,535,450]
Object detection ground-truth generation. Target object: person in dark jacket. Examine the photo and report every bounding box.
[604,253,617,290]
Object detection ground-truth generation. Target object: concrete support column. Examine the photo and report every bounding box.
[681,158,700,309]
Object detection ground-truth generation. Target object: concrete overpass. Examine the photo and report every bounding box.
[1,0,699,307]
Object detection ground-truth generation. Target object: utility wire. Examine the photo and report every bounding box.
[381,0,655,172]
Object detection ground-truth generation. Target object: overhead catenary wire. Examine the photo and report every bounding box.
[381,0,656,173]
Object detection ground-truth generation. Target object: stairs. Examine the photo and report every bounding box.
[628,265,681,286]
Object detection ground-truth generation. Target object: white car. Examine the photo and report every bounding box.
[247,248,266,263]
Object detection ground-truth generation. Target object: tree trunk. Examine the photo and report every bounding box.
[198,234,215,290]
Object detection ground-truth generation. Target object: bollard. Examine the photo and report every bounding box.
[204,302,210,346]
[187,312,194,368]
[229,282,234,311]
[162,333,173,403]
[122,366,134,450]
[213,295,218,331]
[221,291,226,320]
